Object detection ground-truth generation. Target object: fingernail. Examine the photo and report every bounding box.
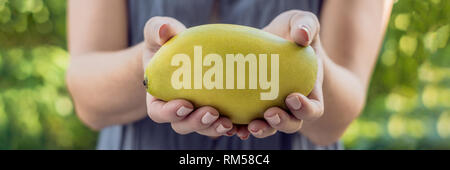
[266,114,281,126]
[160,23,169,34]
[251,129,263,136]
[299,25,311,45]
[176,106,193,117]
[226,131,234,136]
[201,112,219,125]
[241,134,250,140]
[287,96,302,110]
[216,124,231,133]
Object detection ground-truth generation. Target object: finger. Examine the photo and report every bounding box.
[248,120,277,138]
[286,93,324,122]
[263,10,293,38]
[171,106,220,134]
[262,10,320,46]
[236,125,251,140]
[143,16,186,52]
[146,93,193,123]
[196,117,234,137]
[289,11,320,46]
[263,107,303,134]
[225,126,238,137]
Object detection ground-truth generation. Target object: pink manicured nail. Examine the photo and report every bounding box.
[299,25,311,45]
[266,114,281,125]
[226,130,234,136]
[176,106,193,117]
[159,24,169,37]
[241,134,250,140]
[201,112,219,125]
[252,129,263,136]
[287,96,302,110]
[216,124,231,133]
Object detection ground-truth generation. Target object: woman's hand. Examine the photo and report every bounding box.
[236,10,326,139]
[142,17,237,137]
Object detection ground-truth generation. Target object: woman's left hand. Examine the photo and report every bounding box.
[235,10,326,140]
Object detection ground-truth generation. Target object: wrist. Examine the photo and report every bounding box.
[131,42,146,80]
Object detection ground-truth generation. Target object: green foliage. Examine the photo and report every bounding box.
[0,0,448,149]
[342,0,450,149]
[0,0,97,149]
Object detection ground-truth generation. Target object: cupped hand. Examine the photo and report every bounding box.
[236,10,326,139]
[142,17,237,137]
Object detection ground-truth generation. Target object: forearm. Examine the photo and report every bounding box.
[66,43,147,130]
[300,56,366,145]
[298,0,392,145]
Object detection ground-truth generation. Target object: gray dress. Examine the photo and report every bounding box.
[97,0,343,150]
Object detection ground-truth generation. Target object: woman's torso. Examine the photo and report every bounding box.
[97,0,343,150]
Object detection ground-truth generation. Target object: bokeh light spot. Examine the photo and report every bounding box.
[424,31,438,53]
[0,6,11,24]
[0,0,7,11]
[55,96,73,117]
[342,120,360,145]
[32,6,49,24]
[395,13,410,31]
[418,62,449,83]
[381,49,397,66]
[436,25,449,48]
[422,85,439,108]
[12,0,44,13]
[431,0,441,4]
[437,111,450,138]
[422,85,449,109]
[399,34,417,57]
[388,115,406,138]
[385,87,417,113]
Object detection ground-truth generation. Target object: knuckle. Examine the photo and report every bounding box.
[253,135,266,139]
[268,129,278,136]
[278,124,293,134]
[266,107,281,113]
[296,11,320,31]
[146,16,164,26]
[294,121,303,132]
[298,11,319,23]
[303,11,318,19]
[216,117,229,124]
[283,124,302,134]
[198,106,217,113]
[149,114,164,123]
[286,9,304,15]
[171,123,189,135]
[146,107,161,122]
[144,18,157,35]
[144,16,170,40]
[194,119,208,130]
[292,110,302,120]
[305,12,320,30]
[317,108,325,118]
[148,112,167,123]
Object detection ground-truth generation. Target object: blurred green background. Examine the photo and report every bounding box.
[0,0,449,149]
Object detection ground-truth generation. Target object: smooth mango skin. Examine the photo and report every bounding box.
[145,24,317,124]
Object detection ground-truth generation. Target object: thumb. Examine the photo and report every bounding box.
[143,16,186,53]
[289,12,320,47]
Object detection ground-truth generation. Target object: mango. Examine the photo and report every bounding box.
[144,24,317,124]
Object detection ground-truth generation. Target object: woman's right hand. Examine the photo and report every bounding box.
[142,17,237,138]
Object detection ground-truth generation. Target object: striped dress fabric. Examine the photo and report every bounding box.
[97,0,343,150]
